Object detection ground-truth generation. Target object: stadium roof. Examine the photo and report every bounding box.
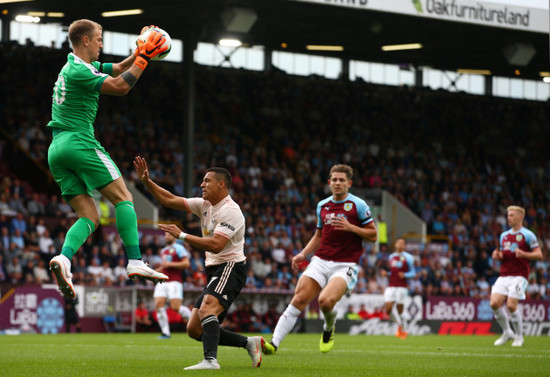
[2,0,549,80]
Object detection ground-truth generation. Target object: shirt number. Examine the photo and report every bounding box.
[53,75,66,105]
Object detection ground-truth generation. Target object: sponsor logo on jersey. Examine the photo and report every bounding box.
[220,222,235,231]
[391,259,403,268]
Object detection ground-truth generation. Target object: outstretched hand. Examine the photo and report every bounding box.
[134,25,158,57]
[158,223,182,239]
[133,156,150,182]
[136,30,168,60]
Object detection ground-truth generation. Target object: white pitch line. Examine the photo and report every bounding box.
[25,343,550,359]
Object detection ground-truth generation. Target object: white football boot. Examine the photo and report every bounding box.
[511,335,524,347]
[49,255,76,299]
[184,359,220,370]
[493,330,514,346]
[127,260,168,283]
[246,336,264,367]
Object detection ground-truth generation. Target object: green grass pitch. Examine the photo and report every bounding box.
[1,333,549,376]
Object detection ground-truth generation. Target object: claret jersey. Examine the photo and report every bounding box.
[499,227,539,279]
[315,193,373,263]
[160,242,191,283]
[387,251,415,287]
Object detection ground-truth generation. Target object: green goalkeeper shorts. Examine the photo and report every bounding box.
[48,130,121,198]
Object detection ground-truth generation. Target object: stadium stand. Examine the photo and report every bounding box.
[0,41,549,321]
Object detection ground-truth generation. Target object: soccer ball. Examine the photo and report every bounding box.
[137,27,171,60]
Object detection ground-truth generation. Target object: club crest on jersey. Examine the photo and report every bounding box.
[344,203,353,211]
[516,234,523,242]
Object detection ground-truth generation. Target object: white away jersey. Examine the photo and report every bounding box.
[183,195,245,266]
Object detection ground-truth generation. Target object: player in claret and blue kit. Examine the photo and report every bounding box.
[384,237,415,339]
[490,206,542,347]
[154,232,192,339]
[262,164,377,355]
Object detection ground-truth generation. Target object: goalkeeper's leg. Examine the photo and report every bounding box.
[100,178,167,283]
[51,194,98,299]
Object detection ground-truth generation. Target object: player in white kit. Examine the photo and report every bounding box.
[134,156,264,370]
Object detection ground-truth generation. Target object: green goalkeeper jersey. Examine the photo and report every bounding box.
[47,53,112,135]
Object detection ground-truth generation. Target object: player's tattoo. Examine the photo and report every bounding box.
[121,71,138,88]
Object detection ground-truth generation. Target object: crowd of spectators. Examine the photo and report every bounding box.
[1,41,550,307]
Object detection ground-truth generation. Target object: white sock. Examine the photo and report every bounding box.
[271,304,301,347]
[179,305,191,320]
[493,307,511,333]
[157,307,170,336]
[322,309,337,332]
[127,259,143,266]
[390,310,403,326]
[400,314,408,332]
[510,309,523,336]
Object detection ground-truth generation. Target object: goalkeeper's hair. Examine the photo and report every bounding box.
[206,167,232,189]
[68,19,102,48]
[329,164,353,181]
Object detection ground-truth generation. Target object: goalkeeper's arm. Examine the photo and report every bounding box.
[100,30,167,96]
[110,26,157,77]
[110,54,137,77]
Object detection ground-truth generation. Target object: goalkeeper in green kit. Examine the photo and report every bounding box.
[47,19,169,299]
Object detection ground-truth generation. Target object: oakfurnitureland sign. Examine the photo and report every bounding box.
[293,0,548,33]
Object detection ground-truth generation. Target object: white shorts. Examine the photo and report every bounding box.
[491,276,528,300]
[153,281,183,300]
[302,256,359,292]
[384,287,409,304]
